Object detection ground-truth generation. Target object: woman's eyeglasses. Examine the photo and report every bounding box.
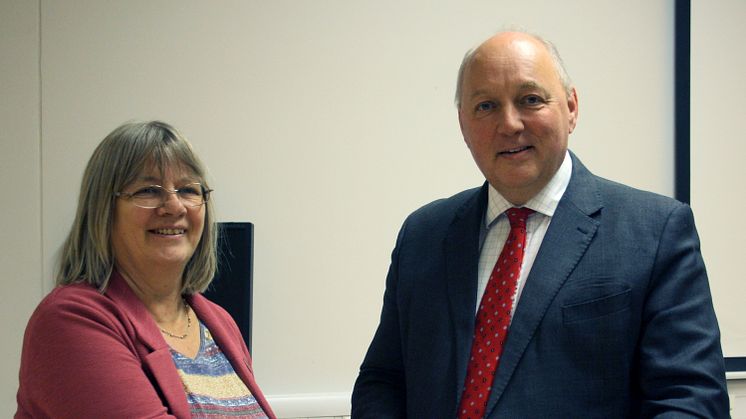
[115,183,212,209]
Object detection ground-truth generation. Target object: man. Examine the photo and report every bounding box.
[352,31,729,418]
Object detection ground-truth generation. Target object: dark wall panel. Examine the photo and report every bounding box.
[203,222,254,353]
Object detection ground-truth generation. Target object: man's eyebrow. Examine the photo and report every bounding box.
[518,81,551,96]
[466,82,552,101]
[468,89,491,100]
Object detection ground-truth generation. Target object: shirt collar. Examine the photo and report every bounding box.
[485,151,573,228]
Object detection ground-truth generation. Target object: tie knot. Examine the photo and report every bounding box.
[506,207,533,228]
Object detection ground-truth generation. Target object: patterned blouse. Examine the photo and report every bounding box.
[170,322,268,418]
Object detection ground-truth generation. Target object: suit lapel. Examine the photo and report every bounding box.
[484,154,603,415]
[444,184,488,408]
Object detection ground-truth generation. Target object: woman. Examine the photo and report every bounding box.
[16,121,275,418]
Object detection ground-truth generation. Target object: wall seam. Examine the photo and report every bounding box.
[37,0,44,298]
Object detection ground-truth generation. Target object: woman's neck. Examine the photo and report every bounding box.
[115,263,185,323]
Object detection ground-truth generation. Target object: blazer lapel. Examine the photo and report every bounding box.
[106,272,192,418]
[444,184,488,408]
[484,154,603,415]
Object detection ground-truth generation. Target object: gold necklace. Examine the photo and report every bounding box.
[159,300,191,340]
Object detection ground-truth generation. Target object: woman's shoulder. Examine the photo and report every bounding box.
[189,294,245,343]
[37,282,115,313]
[26,282,127,338]
[189,293,234,324]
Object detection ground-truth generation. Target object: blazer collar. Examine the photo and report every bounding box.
[483,151,603,415]
[105,271,191,417]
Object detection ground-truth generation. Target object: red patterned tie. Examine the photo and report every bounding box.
[457,207,533,419]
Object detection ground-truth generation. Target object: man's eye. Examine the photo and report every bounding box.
[476,102,496,112]
[521,95,545,106]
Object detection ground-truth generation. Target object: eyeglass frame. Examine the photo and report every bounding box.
[114,182,213,209]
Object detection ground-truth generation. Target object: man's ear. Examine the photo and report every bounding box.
[567,87,579,134]
[457,107,470,147]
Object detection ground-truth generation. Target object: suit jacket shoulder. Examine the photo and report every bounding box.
[397,185,487,250]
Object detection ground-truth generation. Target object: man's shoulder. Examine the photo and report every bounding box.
[570,152,685,214]
[390,185,484,252]
[406,185,484,223]
[575,172,696,235]
[591,174,685,213]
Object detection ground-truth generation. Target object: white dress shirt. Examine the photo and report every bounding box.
[475,151,573,316]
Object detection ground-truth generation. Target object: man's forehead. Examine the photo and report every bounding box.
[463,44,556,88]
[470,38,545,70]
[464,55,542,84]
[477,33,543,57]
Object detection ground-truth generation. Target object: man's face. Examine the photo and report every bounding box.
[458,33,578,205]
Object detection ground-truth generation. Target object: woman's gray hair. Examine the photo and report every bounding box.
[454,31,573,107]
[57,120,217,294]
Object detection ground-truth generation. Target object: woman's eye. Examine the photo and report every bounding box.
[133,186,161,197]
[179,186,202,197]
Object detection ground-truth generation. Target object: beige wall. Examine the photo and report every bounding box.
[691,0,746,362]
[0,0,42,412]
[2,0,743,417]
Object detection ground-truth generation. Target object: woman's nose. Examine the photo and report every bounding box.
[158,191,187,215]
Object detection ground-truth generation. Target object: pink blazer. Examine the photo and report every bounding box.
[16,271,276,419]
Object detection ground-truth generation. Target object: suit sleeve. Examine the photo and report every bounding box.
[351,223,408,419]
[15,292,178,419]
[637,203,730,417]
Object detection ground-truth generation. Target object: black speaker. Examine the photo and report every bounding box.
[203,222,254,353]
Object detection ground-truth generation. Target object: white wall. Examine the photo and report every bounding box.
[691,0,746,362]
[0,0,42,413]
[3,0,742,417]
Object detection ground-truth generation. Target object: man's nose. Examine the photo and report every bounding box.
[496,105,524,136]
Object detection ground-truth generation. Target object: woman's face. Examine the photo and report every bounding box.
[111,164,205,279]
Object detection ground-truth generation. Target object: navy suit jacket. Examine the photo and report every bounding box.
[352,153,729,418]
